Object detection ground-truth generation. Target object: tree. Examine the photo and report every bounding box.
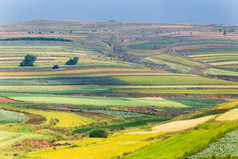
[223,30,227,36]
[20,54,37,67]
[65,57,79,65]
[89,129,108,138]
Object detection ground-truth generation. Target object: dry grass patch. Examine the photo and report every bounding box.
[216,109,238,121]
[127,115,216,135]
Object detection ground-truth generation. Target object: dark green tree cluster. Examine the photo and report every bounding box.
[65,57,79,65]
[0,37,72,42]
[89,129,108,138]
[20,54,37,67]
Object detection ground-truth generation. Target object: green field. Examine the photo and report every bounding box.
[154,54,202,67]
[175,40,238,46]
[203,68,238,76]
[125,121,238,159]
[114,75,237,85]
[112,88,238,95]
[7,95,191,108]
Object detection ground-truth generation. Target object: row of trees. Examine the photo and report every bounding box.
[20,54,79,68]
[0,37,72,42]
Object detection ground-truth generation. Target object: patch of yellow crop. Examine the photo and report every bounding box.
[24,133,162,159]
[216,109,238,121]
[0,106,94,127]
[216,101,238,109]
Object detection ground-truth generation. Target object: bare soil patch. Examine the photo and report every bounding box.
[0,96,18,103]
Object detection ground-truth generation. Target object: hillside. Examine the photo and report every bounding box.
[0,20,237,159]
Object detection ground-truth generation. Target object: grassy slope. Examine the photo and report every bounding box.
[125,121,238,159]
[114,76,238,85]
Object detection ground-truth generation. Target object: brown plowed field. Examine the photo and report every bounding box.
[0,97,18,103]
[174,44,238,50]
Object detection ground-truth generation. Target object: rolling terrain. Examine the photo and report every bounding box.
[0,20,237,158]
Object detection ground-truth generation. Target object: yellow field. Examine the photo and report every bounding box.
[216,109,238,121]
[216,101,238,109]
[0,106,94,127]
[24,133,162,159]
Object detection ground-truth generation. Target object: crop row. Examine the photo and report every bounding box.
[112,88,238,95]
[0,76,127,86]
[6,94,228,108]
[175,40,238,46]
[176,48,238,55]
[154,54,202,67]
[190,129,238,158]
[114,75,238,85]
[80,109,147,118]
[125,121,238,159]
[203,68,238,76]
[146,57,191,72]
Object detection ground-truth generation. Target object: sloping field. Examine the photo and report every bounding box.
[0,85,111,94]
[0,68,153,76]
[189,53,238,58]
[151,115,215,132]
[0,76,128,86]
[174,44,238,50]
[209,61,238,66]
[7,94,227,108]
[154,54,202,67]
[124,121,238,159]
[24,132,162,159]
[175,40,238,46]
[112,88,238,95]
[0,131,44,147]
[127,115,215,134]
[199,57,238,63]
[0,106,94,127]
[0,109,26,123]
[114,75,238,85]
[146,57,191,72]
[216,109,238,121]
[176,48,238,55]
[8,95,190,108]
[216,101,238,109]
[190,129,238,158]
[203,68,238,76]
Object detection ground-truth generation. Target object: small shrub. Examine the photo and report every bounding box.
[89,129,108,138]
[52,65,59,69]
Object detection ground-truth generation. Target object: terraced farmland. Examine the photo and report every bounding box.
[0,20,237,158]
[0,106,94,127]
